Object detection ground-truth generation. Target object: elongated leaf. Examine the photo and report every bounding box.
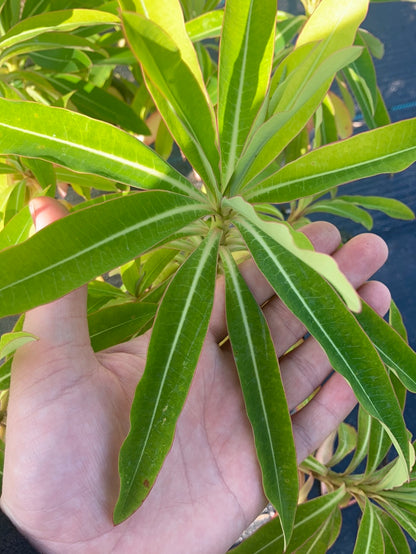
[233,487,347,553]
[0,99,202,199]
[353,499,384,554]
[0,331,37,359]
[0,191,210,317]
[48,75,150,135]
[0,31,100,62]
[218,0,276,186]
[0,206,33,250]
[378,498,416,541]
[221,248,298,546]
[343,405,372,474]
[225,196,361,311]
[114,229,220,523]
[337,195,415,220]
[0,9,119,50]
[375,505,411,554]
[232,46,363,192]
[185,10,223,41]
[327,423,357,467]
[0,358,12,390]
[235,217,412,470]
[88,302,157,351]
[247,118,416,203]
[306,199,374,230]
[295,509,341,554]
[355,301,416,393]
[122,11,220,197]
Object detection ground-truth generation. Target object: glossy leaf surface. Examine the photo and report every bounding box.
[247,118,416,203]
[222,248,297,546]
[236,218,411,470]
[217,0,276,186]
[122,11,220,196]
[115,230,220,523]
[0,99,202,199]
[0,192,210,316]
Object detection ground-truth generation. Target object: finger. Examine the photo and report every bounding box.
[261,232,388,357]
[292,371,356,463]
[209,221,342,342]
[281,280,391,412]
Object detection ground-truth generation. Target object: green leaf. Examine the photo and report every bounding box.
[232,487,348,553]
[0,191,210,317]
[353,499,384,554]
[0,206,33,250]
[235,217,412,471]
[326,423,357,467]
[0,99,202,199]
[337,195,415,220]
[121,10,220,198]
[343,32,378,129]
[221,248,298,547]
[225,196,361,312]
[355,301,416,393]
[305,199,374,230]
[378,498,416,542]
[55,167,118,193]
[0,358,12,390]
[0,331,37,359]
[247,118,416,203]
[343,405,372,474]
[114,229,220,523]
[0,31,100,62]
[29,48,92,73]
[295,509,341,554]
[88,302,157,351]
[217,0,276,186]
[48,75,150,135]
[185,10,223,41]
[389,300,408,342]
[375,505,411,554]
[0,9,119,50]
[232,46,363,191]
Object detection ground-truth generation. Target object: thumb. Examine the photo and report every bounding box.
[13,197,91,383]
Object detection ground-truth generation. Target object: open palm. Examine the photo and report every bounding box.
[1,197,390,554]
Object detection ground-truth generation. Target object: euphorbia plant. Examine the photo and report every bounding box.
[0,0,415,551]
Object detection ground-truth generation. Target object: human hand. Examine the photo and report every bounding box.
[0,197,390,554]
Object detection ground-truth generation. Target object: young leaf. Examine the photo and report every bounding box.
[121,11,220,197]
[247,118,416,203]
[114,229,220,523]
[232,487,348,553]
[0,191,210,317]
[225,196,361,312]
[88,302,157,352]
[235,217,412,471]
[355,301,416,393]
[378,498,416,542]
[221,248,298,547]
[0,99,202,200]
[217,0,276,187]
[353,498,384,554]
[0,331,37,359]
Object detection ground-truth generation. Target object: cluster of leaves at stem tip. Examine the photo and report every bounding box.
[0,0,415,551]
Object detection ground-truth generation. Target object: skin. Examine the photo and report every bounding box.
[0,196,390,554]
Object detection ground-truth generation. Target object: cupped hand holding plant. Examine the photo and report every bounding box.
[0,197,390,554]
